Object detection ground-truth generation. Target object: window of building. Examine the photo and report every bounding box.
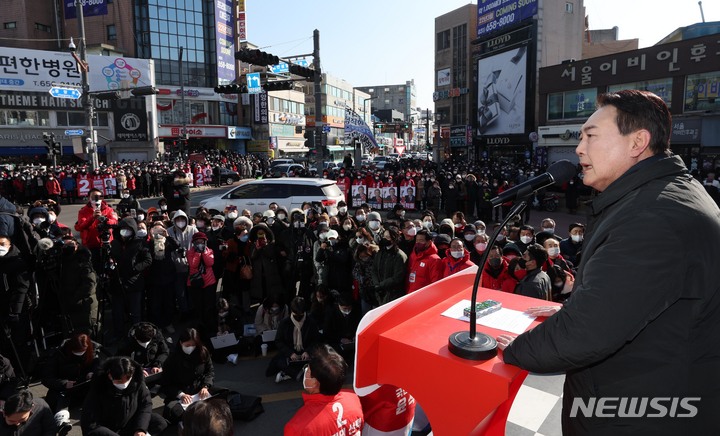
[547,88,597,120]
[3,22,16,30]
[34,23,51,32]
[0,110,49,127]
[451,95,466,125]
[437,29,450,51]
[684,71,720,112]
[565,2,573,13]
[452,24,467,88]
[107,24,117,40]
[608,78,673,108]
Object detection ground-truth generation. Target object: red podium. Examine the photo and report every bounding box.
[354,267,560,435]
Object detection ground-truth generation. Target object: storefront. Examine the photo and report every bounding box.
[537,124,582,165]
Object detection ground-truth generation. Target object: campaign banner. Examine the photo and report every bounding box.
[382,186,398,210]
[0,47,152,93]
[344,107,378,152]
[477,0,538,38]
[400,186,416,211]
[351,184,367,208]
[368,186,383,210]
[64,0,108,19]
[215,0,235,83]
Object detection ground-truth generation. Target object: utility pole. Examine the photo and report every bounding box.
[313,29,323,173]
[179,46,187,155]
[76,0,99,170]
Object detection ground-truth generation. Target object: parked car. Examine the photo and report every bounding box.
[269,163,306,178]
[372,155,393,170]
[218,168,241,185]
[198,178,345,215]
[270,158,295,167]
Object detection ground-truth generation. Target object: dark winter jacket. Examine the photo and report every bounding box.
[161,346,214,399]
[371,247,407,305]
[503,155,720,435]
[0,397,55,436]
[275,314,320,357]
[163,175,191,216]
[0,355,16,401]
[315,239,353,295]
[109,217,152,294]
[0,245,30,318]
[59,246,97,329]
[248,224,284,301]
[81,358,153,434]
[514,267,551,300]
[117,323,170,369]
[41,341,101,392]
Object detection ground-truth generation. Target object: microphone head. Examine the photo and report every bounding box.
[548,160,577,185]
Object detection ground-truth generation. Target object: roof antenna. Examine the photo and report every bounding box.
[699,1,706,23]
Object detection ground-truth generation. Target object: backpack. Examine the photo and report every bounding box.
[226,391,264,421]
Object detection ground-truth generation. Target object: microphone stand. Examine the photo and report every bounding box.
[448,198,529,360]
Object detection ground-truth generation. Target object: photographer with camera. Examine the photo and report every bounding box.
[162,169,191,217]
[107,218,152,343]
[116,189,140,217]
[74,188,118,274]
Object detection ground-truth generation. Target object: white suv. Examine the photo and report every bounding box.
[198,178,345,215]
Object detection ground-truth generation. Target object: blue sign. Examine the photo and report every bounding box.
[65,129,84,136]
[269,59,309,75]
[214,0,235,83]
[477,0,538,38]
[49,87,81,99]
[322,125,331,133]
[246,72,261,94]
[64,0,108,19]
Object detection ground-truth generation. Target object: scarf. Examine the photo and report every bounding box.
[290,315,305,353]
[153,235,166,260]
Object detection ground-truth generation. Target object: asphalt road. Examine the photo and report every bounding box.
[32,181,590,435]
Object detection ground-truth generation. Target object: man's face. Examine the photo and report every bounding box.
[577,105,638,192]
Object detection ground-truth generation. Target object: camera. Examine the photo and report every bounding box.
[176,247,187,258]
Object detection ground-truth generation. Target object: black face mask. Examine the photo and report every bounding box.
[379,239,392,248]
[518,258,527,269]
[488,257,501,268]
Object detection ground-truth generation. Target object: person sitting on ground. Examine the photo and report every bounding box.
[266,296,320,383]
[161,328,217,424]
[181,399,234,436]
[116,322,169,383]
[81,356,168,436]
[322,294,361,361]
[284,344,364,435]
[0,390,58,436]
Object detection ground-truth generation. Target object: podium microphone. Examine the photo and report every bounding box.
[449,160,578,360]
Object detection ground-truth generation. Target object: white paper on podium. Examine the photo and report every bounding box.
[441,299,536,335]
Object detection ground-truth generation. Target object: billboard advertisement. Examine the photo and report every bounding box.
[0,47,152,93]
[214,0,236,83]
[477,45,528,136]
[64,0,108,19]
[477,0,538,38]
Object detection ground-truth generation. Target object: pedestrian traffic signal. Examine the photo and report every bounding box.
[304,130,315,149]
[214,84,246,94]
[52,140,62,155]
[131,86,159,96]
[95,91,121,100]
[42,132,53,155]
[288,63,315,79]
[262,80,295,92]
[235,48,280,67]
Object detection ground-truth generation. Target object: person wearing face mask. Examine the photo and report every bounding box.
[221,216,253,311]
[145,223,178,334]
[542,235,574,274]
[469,232,490,266]
[285,344,363,435]
[365,211,384,244]
[385,204,405,229]
[323,294,361,360]
[107,217,153,343]
[267,297,320,383]
[406,229,443,294]
[117,322,169,385]
[281,210,315,304]
[315,229,352,296]
[81,356,168,436]
[335,200,350,223]
[167,210,198,320]
[254,293,289,350]
[547,264,575,304]
[223,206,239,228]
[58,235,97,333]
[397,220,418,258]
[481,245,512,291]
[162,169,191,217]
[353,208,367,228]
[461,223,478,252]
[514,224,535,254]
[0,235,31,362]
[514,244,552,300]
[248,224,285,308]
[560,222,585,266]
[75,188,118,263]
[205,214,232,292]
[442,238,474,278]
[45,172,62,205]
[186,232,217,329]
[116,189,140,217]
[42,332,101,423]
[160,328,217,424]
[368,227,407,310]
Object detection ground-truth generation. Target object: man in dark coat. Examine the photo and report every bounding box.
[117,322,170,381]
[162,170,191,217]
[59,236,98,334]
[498,90,720,435]
[81,357,167,436]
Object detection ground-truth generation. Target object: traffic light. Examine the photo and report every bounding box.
[375,123,383,131]
[214,84,246,94]
[235,48,280,66]
[262,80,294,92]
[52,139,62,155]
[42,132,53,155]
[288,63,315,79]
[95,91,121,100]
[304,130,315,149]
[131,86,159,96]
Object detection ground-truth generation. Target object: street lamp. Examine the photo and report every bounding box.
[73,0,99,170]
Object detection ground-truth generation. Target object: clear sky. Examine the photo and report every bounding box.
[244,0,719,110]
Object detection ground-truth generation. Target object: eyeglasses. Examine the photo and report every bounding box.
[90,195,103,200]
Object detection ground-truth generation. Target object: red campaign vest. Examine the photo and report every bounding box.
[76,174,91,196]
[360,385,416,432]
[336,176,351,197]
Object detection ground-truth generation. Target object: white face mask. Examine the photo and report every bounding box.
[266,217,275,225]
[547,247,560,257]
[175,220,187,229]
[160,205,167,211]
[302,366,315,390]
[182,345,196,355]
[463,234,475,242]
[137,339,151,348]
[343,224,352,231]
[496,233,505,241]
[113,379,132,390]
[368,220,380,231]
[196,220,205,228]
[227,212,238,219]
[340,308,351,316]
[211,225,221,231]
[423,220,433,228]
[571,234,584,243]
[475,242,487,252]
[542,227,555,234]
[520,235,533,244]
[72,350,85,357]
[122,194,129,199]
[406,227,417,237]
[33,218,46,226]
[277,214,286,221]
[338,207,347,214]
[356,215,366,222]
[450,250,464,259]
[136,230,147,238]
[48,214,57,224]
[0,246,8,257]
[120,229,133,238]
[137,214,145,221]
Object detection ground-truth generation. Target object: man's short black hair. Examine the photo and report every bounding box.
[106,356,135,380]
[134,323,156,343]
[182,399,233,436]
[525,243,548,266]
[3,390,33,415]
[309,344,347,396]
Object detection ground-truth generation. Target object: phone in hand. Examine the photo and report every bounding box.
[131,209,137,218]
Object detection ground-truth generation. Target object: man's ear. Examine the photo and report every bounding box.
[630,129,652,158]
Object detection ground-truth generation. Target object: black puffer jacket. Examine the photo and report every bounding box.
[117,322,170,369]
[161,345,214,399]
[0,245,30,318]
[41,340,101,392]
[59,245,97,329]
[109,217,152,294]
[81,358,153,434]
